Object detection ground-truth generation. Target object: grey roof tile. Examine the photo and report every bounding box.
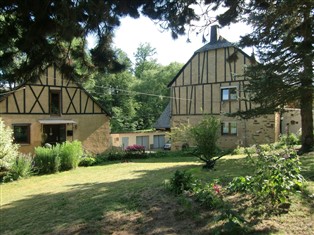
[154,103,171,129]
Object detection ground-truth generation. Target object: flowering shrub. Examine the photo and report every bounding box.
[125,144,145,153]
[0,118,19,171]
[228,146,304,204]
[192,181,224,209]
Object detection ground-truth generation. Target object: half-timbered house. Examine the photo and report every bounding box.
[0,65,110,154]
[165,25,281,149]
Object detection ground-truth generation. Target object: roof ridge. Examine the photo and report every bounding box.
[194,36,235,54]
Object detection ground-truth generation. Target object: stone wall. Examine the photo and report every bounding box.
[171,113,279,150]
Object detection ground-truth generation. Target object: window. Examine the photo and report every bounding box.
[13,124,30,144]
[221,122,237,135]
[221,87,237,101]
[50,90,61,115]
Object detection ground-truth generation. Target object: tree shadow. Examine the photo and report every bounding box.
[0,164,207,235]
[1,153,300,235]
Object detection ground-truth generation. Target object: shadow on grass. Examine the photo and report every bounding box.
[1,164,201,235]
[299,154,314,215]
[0,155,293,235]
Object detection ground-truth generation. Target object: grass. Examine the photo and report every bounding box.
[0,153,313,234]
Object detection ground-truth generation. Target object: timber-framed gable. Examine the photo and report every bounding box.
[161,25,280,149]
[0,66,109,116]
[0,65,111,154]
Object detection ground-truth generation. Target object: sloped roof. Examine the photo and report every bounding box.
[194,36,235,53]
[167,25,238,88]
[0,68,111,116]
[154,103,171,130]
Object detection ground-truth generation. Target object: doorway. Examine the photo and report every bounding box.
[43,124,66,145]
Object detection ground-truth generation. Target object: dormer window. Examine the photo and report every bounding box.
[221,87,237,101]
[50,90,61,115]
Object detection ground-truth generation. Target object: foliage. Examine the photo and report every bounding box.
[79,156,96,167]
[189,116,222,168]
[59,141,83,171]
[34,145,60,174]
[169,116,223,169]
[125,144,145,153]
[3,154,33,182]
[279,133,301,146]
[0,1,197,87]
[0,118,19,171]
[167,121,194,148]
[169,170,194,195]
[134,42,158,79]
[192,181,224,209]
[34,141,83,174]
[132,44,183,130]
[84,49,138,133]
[229,146,304,204]
[85,44,182,132]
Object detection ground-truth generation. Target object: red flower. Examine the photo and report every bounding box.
[213,184,221,194]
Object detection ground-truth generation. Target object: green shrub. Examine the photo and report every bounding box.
[279,133,301,146]
[229,146,304,204]
[79,156,96,167]
[59,141,83,171]
[170,170,194,195]
[192,182,224,209]
[34,145,60,174]
[189,116,221,169]
[3,154,33,182]
[0,118,19,171]
[232,145,257,155]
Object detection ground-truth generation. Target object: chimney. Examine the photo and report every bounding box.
[210,25,219,43]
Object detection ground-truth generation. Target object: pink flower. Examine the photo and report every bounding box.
[213,184,221,194]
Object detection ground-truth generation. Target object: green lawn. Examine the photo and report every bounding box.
[0,153,313,234]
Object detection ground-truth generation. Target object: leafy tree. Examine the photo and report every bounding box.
[133,43,182,129]
[134,42,158,79]
[206,0,314,153]
[189,116,223,169]
[170,116,223,169]
[0,0,198,85]
[84,49,138,132]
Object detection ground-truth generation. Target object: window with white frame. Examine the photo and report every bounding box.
[221,122,237,135]
[221,87,237,101]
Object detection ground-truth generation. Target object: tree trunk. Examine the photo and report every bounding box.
[299,7,313,153]
[300,86,313,153]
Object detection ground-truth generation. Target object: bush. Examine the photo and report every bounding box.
[170,170,194,195]
[192,182,224,209]
[34,145,60,174]
[229,146,304,204]
[189,116,222,169]
[125,144,145,153]
[3,154,33,182]
[0,118,19,171]
[279,133,301,146]
[79,156,96,167]
[59,141,83,171]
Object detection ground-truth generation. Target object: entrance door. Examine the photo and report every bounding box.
[43,124,66,145]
